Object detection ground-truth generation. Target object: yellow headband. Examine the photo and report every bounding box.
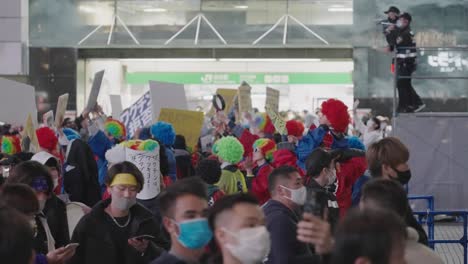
[110,173,138,187]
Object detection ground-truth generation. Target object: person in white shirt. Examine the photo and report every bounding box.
[353,104,383,148]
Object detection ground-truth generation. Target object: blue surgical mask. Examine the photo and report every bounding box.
[174,218,213,249]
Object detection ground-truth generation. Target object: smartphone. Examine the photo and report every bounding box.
[133,235,155,241]
[65,243,80,250]
[303,190,324,218]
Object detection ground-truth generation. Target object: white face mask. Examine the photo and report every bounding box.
[328,168,337,186]
[367,120,375,129]
[224,226,271,264]
[396,20,403,28]
[381,123,388,130]
[53,178,59,189]
[112,195,137,211]
[280,185,307,206]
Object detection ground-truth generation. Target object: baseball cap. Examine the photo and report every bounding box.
[384,6,400,14]
[399,12,412,22]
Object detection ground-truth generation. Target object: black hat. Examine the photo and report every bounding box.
[399,12,412,22]
[384,6,400,14]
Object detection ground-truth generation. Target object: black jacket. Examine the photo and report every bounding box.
[306,179,340,231]
[44,195,70,248]
[406,204,429,246]
[150,252,188,264]
[64,139,101,207]
[387,26,417,63]
[263,200,319,264]
[69,199,166,264]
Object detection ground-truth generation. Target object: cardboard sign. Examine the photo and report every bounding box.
[158,108,204,150]
[109,95,123,118]
[149,81,188,121]
[126,147,161,200]
[208,88,238,116]
[120,92,152,138]
[25,114,40,153]
[43,110,54,128]
[266,87,280,113]
[0,78,37,126]
[265,105,287,135]
[86,70,105,111]
[238,82,252,114]
[55,93,69,128]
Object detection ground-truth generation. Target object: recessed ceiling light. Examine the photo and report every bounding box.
[143,8,167,12]
[79,5,97,13]
[328,7,353,12]
[234,5,249,9]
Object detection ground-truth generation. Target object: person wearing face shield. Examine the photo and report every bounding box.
[151,177,212,264]
[367,137,428,245]
[69,161,167,264]
[262,166,330,264]
[208,193,271,264]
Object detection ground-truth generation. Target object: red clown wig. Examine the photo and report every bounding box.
[286,120,305,137]
[321,99,350,133]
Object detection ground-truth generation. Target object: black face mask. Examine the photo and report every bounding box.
[393,167,411,185]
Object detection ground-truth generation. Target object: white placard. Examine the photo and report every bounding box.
[110,95,123,118]
[149,81,187,121]
[0,77,37,126]
[86,70,105,111]
[119,92,152,138]
[125,147,161,200]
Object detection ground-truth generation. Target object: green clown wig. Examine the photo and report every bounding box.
[212,136,244,164]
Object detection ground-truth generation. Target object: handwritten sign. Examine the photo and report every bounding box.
[86,70,105,111]
[126,147,161,200]
[265,105,287,135]
[0,77,37,126]
[55,93,69,128]
[238,82,252,114]
[266,87,280,113]
[25,114,40,153]
[158,108,204,150]
[120,92,152,138]
[43,110,54,128]
[208,88,238,116]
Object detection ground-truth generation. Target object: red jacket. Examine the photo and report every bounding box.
[251,163,274,205]
[334,156,367,217]
[272,149,306,177]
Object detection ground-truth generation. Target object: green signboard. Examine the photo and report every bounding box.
[126,72,352,85]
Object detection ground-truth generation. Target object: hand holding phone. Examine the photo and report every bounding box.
[132,235,155,241]
[65,243,80,250]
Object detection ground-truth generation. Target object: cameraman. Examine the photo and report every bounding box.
[382,6,400,51]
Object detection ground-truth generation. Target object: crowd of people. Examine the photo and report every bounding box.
[0,92,444,264]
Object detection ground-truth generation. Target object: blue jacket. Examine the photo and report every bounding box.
[165,146,177,182]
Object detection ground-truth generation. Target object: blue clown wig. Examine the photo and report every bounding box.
[63,128,81,142]
[150,121,176,146]
[347,136,366,151]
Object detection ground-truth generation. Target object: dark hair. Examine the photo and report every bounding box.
[273,133,283,144]
[7,161,54,194]
[0,204,35,264]
[13,152,34,162]
[44,157,60,171]
[361,179,408,218]
[158,177,208,218]
[208,193,259,230]
[157,140,170,176]
[369,117,381,130]
[174,135,187,150]
[268,166,299,193]
[305,148,333,178]
[367,137,409,178]
[196,159,221,185]
[0,184,39,215]
[106,161,145,190]
[332,209,406,264]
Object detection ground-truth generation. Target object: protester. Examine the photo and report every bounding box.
[151,177,211,264]
[345,136,371,206]
[6,160,70,252]
[353,102,382,148]
[212,136,247,194]
[70,161,167,264]
[36,127,61,159]
[245,138,276,204]
[367,137,428,245]
[151,122,177,183]
[1,183,76,264]
[331,209,407,264]
[195,158,225,206]
[173,135,195,179]
[0,203,35,264]
[263,166,326,263]
[32,151,62,195]
[304,149,340,228]
[208,193,270,264]
[64,139,101,206]
[360,179,444,264]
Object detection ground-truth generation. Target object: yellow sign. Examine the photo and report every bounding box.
[265,105,286,135]
[158,108,204,150]
[208,88,238,116]
[25,113,40,153]
[266,87,280,113]
[238,83,252,114]
[55,93,69,128]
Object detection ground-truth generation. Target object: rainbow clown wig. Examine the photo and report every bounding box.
[253,113,276,134]
[321,99,351,133]
[104,118,127,141]
[212,136,244,164]
[253,138,277,162]
[121,139,159,152]
[1,135,21,155]
[150,121,176,147]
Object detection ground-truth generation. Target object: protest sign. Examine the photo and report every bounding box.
[265,105,287,135]
[86,70,105,111]
[158,108,204,150]
[208,88,238,116]
[119,91,152,138]
[25,114,40,153]
[109,95,123,118]
[126,147,161,200]
[149,81,188,121]
[0,78,37,126]
[55,93,69,128]
[266,87,280,113]
[43,110,54,128]
[238,82,252,114]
